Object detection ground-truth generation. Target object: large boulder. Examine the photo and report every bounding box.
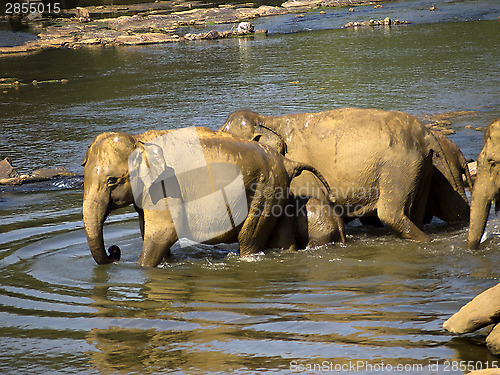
[487,324,500,356]
[444,283,500,334]
[444,283,500,358]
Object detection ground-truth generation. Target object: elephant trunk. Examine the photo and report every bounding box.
[83,192,114,264]
[467,179,494,249]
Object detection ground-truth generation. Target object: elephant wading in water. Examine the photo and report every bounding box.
[267,195,345,249]
[467,119,500,249]
[83,127,338,267]
[219,107,467,242]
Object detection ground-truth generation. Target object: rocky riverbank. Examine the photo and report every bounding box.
[1,0,385,56]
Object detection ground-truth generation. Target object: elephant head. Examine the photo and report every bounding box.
[82,132,137,264]
[467,119,500,249]
[424,130,471,224]
[221,110,287,154]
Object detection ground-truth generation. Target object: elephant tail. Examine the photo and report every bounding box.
[283,159,333,201]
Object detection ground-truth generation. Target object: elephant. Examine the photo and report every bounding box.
[219,107,467,242]
[424,130,472,224]
[267,195,345,250]
[467,119,500,249]
[82,127,336,267]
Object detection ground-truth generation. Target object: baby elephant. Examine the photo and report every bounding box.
[267,194,345,250]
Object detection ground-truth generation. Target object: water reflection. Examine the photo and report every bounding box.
[78,232,500,373]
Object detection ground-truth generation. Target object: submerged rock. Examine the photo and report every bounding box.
[0,158,20,179]
[344,18,409,28]
[0,158,81,185]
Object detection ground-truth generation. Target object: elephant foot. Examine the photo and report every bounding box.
[107,245,121,262]
[403,228,430,242]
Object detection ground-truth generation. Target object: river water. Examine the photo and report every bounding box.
[1,0,500,374]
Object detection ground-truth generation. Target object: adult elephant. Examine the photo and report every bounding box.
[219,107,465,242]
[83,127,333,267]
[467,119,500,249]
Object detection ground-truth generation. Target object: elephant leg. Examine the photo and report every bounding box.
[377,160,430,242]
[410,154,433,228]
[427,170,470,223]
[266,214,297,251]
[138,208,178,267]
[238,182,282,256]
[378,200,430,242]
[134,204,145,239]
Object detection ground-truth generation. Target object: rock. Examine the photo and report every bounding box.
[443,283,500,334]
[25,11,42,21]
[0,161,81,185]
[467,370,500,375]
[344,18,409,28]
[1,0,383,55]
[281,0,323,8]
[431,120,452,128]
[0,158,20,179]
[439,129,456,135]
[75,7,91,23]
[202,30,220,40]
[486,324,500,356]
[236,21,254,35]
[31,166,76,179]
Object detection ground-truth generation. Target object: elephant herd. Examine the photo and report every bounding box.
[82,107,499,268]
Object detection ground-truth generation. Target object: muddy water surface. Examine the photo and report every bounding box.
[1,1,499,373]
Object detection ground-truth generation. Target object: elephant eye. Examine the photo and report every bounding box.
[107,176,119,187]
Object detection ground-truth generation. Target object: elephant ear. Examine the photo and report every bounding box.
[253,129,288,155]
[82,145,90,167]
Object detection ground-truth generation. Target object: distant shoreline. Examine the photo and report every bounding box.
[0,0,386,56]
